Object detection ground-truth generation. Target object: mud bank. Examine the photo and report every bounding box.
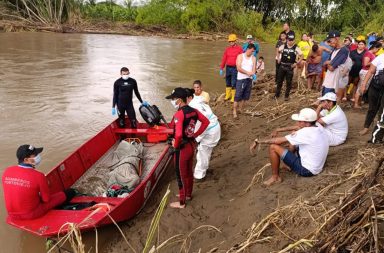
[99,75,384,252]
[0,19,227,41]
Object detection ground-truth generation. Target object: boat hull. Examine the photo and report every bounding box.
[6,120,173,237]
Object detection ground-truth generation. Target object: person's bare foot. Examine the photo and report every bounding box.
[233,111,238,119]
[175,194,192,201]
[353,105,362,109]
[263,176,282,186]
[170,202,186,209]
[359,128,369,136]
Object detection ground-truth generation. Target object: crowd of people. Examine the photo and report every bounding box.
[3,23,384,218]
[220,23,384,186]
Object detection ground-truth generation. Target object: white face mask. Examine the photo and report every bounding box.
[122,74,129,80]
[171,99,179,109]
[33,154,42,167]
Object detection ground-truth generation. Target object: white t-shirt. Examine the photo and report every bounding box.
[285,126,329,175]
[371,53,384,75]
[323,49,342,89]
[195,91,210,104]
[256,61,265,71]
[338,57,353,89]
[320,105,348,146]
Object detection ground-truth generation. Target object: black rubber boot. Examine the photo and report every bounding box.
[130,119,137,129]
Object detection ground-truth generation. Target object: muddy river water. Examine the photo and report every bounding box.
[0,32,275,252]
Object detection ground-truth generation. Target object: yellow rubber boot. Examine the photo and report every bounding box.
[347,83,354,95]
[224,87,231,100]
[230,89,236,103]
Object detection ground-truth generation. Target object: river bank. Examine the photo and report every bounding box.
[0,19,228,41]
[102,75,384,252]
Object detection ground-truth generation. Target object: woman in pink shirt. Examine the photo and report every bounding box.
[354,41,382,108]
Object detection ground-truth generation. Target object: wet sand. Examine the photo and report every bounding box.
[101,75,380,252]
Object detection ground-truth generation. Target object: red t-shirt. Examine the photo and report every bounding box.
[220,45,243,69]
[2,165,51,215]
[362,50,376,70]
[349,43,358,51]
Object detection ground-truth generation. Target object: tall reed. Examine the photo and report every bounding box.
[3,0,80,25]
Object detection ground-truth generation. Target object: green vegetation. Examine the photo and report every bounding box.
[1,0,383,41]
[81,1,136,22]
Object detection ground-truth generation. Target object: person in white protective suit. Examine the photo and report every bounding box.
[185,88,221,180]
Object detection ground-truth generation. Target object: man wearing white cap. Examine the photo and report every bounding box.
[242,34,260,59]
[316,92,348,146]
[250,108,329,186]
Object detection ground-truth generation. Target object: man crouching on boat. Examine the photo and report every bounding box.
[250,108,329,186]
[166,88,209,208]
[2,145,76,220]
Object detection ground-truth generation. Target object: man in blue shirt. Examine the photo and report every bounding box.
[242,35,260,59]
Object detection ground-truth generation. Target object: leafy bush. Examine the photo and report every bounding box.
[135,0,184,29]
[181,0,235,33]
[82,2,137,22]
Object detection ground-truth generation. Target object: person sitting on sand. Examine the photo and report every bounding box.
[271,93,347,147]
[256,56,265,74]
[316,92,348,146]
[250,108,329,186]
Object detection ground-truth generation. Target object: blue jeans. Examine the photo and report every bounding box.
[281,150,314,177]
[322,87,335,96]
[225,66,238,88]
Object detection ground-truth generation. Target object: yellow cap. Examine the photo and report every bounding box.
[356,35,366,41]
[228,34,237,42]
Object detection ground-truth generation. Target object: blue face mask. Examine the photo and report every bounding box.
[33,154,42,166]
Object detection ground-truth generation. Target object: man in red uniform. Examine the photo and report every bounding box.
[2,145,75,220]
[220,34,243,102]
[166,88,209,209]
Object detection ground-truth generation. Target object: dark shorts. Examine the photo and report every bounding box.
[307,63,322,75]
[234,78,252,102]
[322,87,335,96]
[281,150,314,177]
[225,66,238,88]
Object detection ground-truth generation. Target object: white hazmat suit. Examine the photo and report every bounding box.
[188,96,221,179]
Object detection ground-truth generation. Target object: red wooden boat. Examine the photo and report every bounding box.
[6,120,173,237]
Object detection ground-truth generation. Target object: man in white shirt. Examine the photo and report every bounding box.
[316,92,348,146]
[234,43,256,118]
[250,108,329,186]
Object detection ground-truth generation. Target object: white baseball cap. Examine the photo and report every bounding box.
[317,92,337,101]
[291,108,317,122]
[246,35,253,39]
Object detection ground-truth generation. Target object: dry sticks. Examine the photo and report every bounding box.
[229,147,384,252]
